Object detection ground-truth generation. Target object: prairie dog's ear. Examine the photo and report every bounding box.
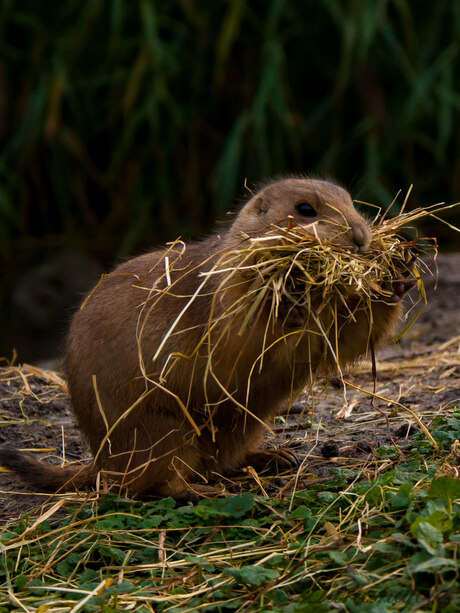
[253,196,269,215]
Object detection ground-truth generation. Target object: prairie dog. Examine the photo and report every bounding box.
[0,178,409,499]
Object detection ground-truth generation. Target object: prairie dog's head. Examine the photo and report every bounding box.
[228,177,371,253]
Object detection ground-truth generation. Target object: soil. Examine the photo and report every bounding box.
[1,253,459,521]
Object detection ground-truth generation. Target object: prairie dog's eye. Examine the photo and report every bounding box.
[295,202,317,217]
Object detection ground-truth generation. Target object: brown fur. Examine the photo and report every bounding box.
[0,178,404,498]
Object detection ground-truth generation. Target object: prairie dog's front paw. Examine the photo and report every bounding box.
[278,297,308,329]
[380,254,417,303]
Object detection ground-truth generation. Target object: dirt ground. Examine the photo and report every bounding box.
[1,253,459,521]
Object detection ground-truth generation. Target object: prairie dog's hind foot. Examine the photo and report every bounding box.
[142,482,227,503]
[243,447,299,472]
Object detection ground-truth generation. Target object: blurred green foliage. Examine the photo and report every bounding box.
[0,0,459,264]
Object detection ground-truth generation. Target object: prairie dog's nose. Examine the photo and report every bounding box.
[352,223,371,253]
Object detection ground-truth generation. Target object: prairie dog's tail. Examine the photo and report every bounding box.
[0,446,96,492]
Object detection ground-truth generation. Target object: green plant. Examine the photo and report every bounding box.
[0,1,458,261]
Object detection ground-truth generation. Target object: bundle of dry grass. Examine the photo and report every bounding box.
[197,203,443,353]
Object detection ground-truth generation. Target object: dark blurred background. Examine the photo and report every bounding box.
[1,0,459,363]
